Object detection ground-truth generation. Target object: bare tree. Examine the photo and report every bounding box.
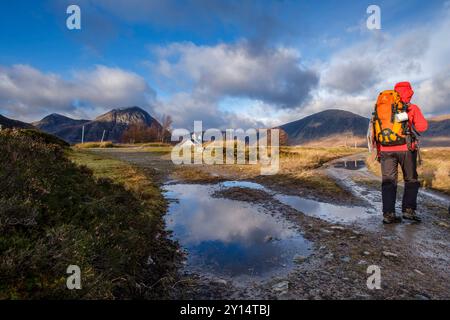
[121,123,160,143]
[160,114,173,143]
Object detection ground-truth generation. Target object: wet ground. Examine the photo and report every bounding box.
[89,148,450,299]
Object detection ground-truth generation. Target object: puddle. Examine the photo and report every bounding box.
[164,183,312,281]
[220,180,374,224]
[275,194,373,224]
[333,160,366,170]
[163,180,379,281]
[220,180,268,191]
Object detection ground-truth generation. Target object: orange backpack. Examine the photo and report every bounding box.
[372,90,409,146]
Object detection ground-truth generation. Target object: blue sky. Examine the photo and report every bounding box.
[0,0,449,128]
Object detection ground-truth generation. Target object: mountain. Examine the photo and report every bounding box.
[421,115,450,147]
[279,109,370,146]
[32,113,89,133]
[0,114,34,129]
[34,107,161,144]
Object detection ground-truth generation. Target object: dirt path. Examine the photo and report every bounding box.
[89,148,450,299]
[323,153,450,279]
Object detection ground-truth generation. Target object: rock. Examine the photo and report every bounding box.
[293,255,307,263]
[272,281,289,292]
[357,260,367,265]
[438,221,449,228]
[213,278,228,285]
[330,226,345,230]
[324,253,334,260]
[320,229,333,234]
[340,256,351,263]
[146,256,155,265]
[383,251,398,258]
[363,251,370,256]
[414,269,425,276]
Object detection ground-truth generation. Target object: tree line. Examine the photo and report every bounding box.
[121,115,173,144]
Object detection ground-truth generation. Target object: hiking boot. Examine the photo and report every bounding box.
[403,208,421,222]
[383,212,402,224]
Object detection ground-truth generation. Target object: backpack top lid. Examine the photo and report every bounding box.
[377,90,401,106]
[394,82,414,103]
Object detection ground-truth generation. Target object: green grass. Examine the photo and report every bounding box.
[0,129,180,299]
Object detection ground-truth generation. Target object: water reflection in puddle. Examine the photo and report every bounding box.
[274,194,372,224]
[164,184,312,280]
[164,180,377,281]
[222,180,374,224]
[333,160,366,170]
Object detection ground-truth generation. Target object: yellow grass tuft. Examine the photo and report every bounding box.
[74,141,114,148]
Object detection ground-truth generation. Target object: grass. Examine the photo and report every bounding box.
[74,141,115,148]
[0,129,180,299]
[366,148,450,195]
[279,146,366,171]
[68,150,166,209]
[136,142,172,148]
[253,147,365,198]
[171,146,363,200]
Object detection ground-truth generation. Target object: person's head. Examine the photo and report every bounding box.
[395,82,414,103]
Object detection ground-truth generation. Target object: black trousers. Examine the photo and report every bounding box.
[380,151,420,214]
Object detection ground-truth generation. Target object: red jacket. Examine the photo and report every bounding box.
[380,82,428,152]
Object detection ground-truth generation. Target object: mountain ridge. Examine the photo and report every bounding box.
[278,109,370,146]
[0,114,35,129]
[33,106,161,144]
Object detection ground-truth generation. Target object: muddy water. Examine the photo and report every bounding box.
[164,183,312,282]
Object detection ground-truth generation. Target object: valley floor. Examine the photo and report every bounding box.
[80,146,450,300]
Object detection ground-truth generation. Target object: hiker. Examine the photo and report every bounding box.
[369,82,428,224]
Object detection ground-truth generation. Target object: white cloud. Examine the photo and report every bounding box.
[307,3,450,118]
[147,41,319,129]
[151,41,318,108]
[0,65,155,121]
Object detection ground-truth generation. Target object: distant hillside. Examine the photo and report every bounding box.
[34,107,161,144]
[32,113,89,133]
[0,114,34,129]
[421,115,450,147]
[279,109,370,146]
